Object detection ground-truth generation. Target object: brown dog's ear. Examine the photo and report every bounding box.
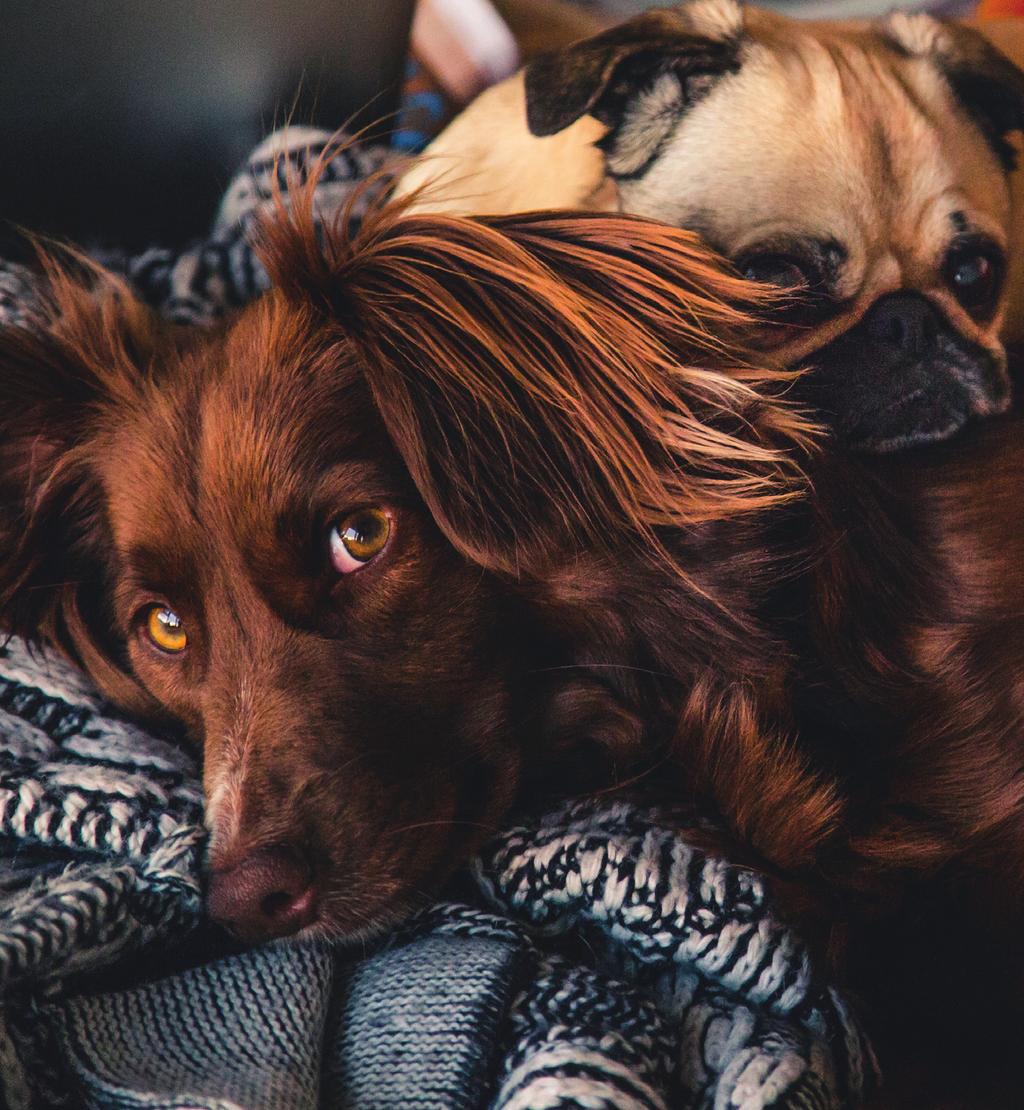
[0,264,159,715]
[263,200,811,578]
[524,2,743,139]
[885,14,1024,171]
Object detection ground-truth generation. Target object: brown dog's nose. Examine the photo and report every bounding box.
[207,845,317,942]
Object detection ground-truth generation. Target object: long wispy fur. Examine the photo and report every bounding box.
[257,157,815,575]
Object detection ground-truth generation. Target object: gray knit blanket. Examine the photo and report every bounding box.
[0,130,876,1110]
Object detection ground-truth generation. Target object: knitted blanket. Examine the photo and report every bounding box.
[0,131,876,1110]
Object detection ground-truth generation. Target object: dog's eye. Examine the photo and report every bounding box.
[945,245,1003,316]
[145,606,188,654]
[740,254,812,291]
[330,508,392,573]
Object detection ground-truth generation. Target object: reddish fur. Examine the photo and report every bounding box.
[789,426,1024,898]
[755,418,1024,1101]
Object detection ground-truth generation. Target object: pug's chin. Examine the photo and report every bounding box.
[841,387,974,454]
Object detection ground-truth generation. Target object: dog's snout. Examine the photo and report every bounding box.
[864,294,940,359]
[207,845,317,942]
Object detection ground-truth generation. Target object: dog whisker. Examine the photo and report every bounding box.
[384,818,502,839]
[527,663,677,681]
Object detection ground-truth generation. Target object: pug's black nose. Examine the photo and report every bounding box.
[864,293,940,359]
[207,845,317,942]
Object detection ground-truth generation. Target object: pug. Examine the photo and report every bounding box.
[396,2,1024,452]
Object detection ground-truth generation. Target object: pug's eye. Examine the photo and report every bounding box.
[945,245,1003,316]
[330,508,392,574]
[740,254,813,291]
[144,606,188,654]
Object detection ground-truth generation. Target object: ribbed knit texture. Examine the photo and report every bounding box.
[0,130,876,1110]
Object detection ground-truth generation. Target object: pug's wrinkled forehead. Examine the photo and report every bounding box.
[530,4,1018,340]
[524,1,1024,449]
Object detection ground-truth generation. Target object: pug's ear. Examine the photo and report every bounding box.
[885,14,1024,170]
[524,2,743,140]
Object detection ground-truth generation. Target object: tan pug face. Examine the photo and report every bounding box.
[524,2,1024,451]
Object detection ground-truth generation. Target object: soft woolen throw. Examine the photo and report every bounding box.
[0,130,876,1110]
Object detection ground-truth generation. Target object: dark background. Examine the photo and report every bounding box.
[0,0,415,255]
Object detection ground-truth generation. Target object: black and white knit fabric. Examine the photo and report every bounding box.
[0,129,877,1110]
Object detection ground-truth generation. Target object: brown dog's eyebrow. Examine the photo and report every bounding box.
[238,461,408,602]
[306,461,409,516]
[122,543,199,602]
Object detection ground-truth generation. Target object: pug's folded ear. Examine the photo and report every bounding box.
[885,14,1024,171]
[524,1,743,143]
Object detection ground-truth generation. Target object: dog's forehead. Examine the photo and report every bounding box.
[99,299,374,550]
[617,25,1009,266]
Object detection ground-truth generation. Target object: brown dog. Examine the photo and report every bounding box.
[0,200,837,945]
[398,2,1024,454]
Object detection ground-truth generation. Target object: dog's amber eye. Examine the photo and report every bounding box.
[145,606,188,653]
[330,508,392,574]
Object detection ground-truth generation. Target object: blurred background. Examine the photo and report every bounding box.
[0,0,1015,255]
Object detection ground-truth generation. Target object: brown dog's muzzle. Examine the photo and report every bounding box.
[207,844,318,942]
[198,670,521,944]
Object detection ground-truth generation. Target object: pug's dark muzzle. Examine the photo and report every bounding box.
[800,293,1011,453]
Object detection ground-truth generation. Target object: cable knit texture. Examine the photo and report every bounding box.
[0,131,875,1109]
